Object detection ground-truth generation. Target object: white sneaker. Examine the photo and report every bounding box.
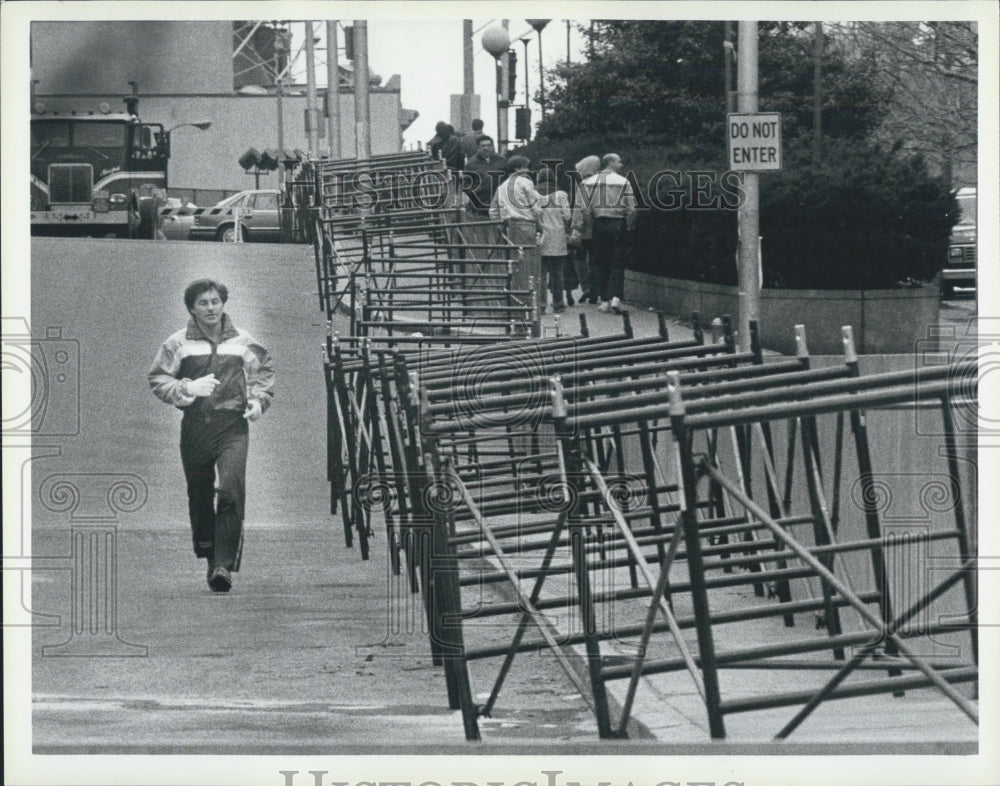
[610,296,623,314]
[597,301,611,313]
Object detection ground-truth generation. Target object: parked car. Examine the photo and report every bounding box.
[188,189,283,243]
[160,197,198,241]
[942,186,976,297]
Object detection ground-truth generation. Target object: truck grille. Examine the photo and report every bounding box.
[48,163,93,204]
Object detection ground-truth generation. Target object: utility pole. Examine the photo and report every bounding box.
[538,30,546,118]
[813,21,823,164]
[462,20,474,133]
[353,20,371,159]
[724,22,735,113]
[274,29,287,155]
[304,21,320,158]
[736,21,760,353]
[326,21,341,159]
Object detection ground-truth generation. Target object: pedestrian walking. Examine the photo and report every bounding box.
[149,279,275,593]
[583,153,637,314]
[460,118,486,160]
[428,121,465,171]
[463,135,506,215]
[536,168,572,313]
[569,155,601,304]
[490,155,544,313]
[461,134,506,261]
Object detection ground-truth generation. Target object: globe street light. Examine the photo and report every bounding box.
[481,24,510,152]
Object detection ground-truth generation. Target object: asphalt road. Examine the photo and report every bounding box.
[23,237,606,756]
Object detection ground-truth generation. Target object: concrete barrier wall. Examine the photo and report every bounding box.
[626,271,941,355]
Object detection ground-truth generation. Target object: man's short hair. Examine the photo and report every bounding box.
[471,118,484,131]
[434,120,448,134]
[185,279,229,311]
[476,134,494,146]
[602,153,622,169]
[506,155,530,172]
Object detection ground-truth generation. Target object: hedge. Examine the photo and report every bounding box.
[521,136,957,290]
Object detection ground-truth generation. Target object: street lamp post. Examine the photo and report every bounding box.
[481,25,511,152]
[167,122,212,132]
[164,121,211,187]
[527,19,550,118]
[520,37,531,109]
[274,29,289,154]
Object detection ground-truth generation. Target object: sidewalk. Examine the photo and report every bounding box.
[23,239,977,758]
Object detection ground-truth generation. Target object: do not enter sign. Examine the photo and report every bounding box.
[728,112,782,171]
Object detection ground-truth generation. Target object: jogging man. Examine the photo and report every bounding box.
[149,279,275,593]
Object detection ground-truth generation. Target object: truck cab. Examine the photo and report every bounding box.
[30,99,167,238]
[942,186,976,298]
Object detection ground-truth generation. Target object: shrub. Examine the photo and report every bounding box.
[759,139,955,289]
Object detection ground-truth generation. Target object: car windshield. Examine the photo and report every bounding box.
[956,194,976,226]
[32,120,71,148]
[74,121,126,148]
[253,192,279,210]
[216,192,250,208]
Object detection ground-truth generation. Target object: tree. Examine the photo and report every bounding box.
[537,20,889,155]
[539,21,729,152]
[832,21,977,186]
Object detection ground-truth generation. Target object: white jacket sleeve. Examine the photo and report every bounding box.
[148,337,197,407]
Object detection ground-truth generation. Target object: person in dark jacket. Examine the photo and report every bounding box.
[428,121,465,171]
[149,279,275,593]
[460,118,486,159]
[463,134,506,214]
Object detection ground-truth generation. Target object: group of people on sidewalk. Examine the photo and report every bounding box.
[435,117,638,316]
[486,150,637,315]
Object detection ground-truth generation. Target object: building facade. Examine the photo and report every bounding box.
[30,21,414,192]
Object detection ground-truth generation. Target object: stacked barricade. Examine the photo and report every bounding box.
[410,323,978,741]
[312,151,536,328]
[312,152,549,559]
[308,153,977,743]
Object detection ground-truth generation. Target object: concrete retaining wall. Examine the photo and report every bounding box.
[626,271,940,354]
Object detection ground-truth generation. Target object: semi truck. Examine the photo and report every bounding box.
[30,95,168,238]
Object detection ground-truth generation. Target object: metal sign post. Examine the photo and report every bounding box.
[735,22,762,353]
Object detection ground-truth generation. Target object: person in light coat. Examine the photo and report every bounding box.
[569,154,601,303]
[535,168,572,313]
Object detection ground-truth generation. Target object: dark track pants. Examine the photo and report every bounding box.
[180,411,248,571]
[592,218,628,301]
